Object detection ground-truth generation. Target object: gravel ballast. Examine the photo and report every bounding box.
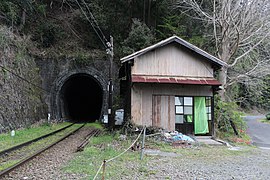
[2,126,94,180]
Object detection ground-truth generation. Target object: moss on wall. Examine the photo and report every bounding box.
[0,25,46,133]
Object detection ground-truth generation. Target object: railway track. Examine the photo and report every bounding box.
[0,123,75,157]
[0,123,86,178]
[77,128,102,151]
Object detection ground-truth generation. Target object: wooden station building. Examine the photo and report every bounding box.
[119,36,226,136]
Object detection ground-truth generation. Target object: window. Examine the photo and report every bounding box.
[175,96,212,124]
[175,97,193,124]
[205,97,212,121]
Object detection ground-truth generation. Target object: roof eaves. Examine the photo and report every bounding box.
[120,35,227,67]
[173,38,227,67]
[120,36,176,63]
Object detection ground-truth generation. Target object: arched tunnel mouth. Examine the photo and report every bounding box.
[60,74,103,122]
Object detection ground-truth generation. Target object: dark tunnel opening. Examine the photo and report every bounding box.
[61,74,103,122]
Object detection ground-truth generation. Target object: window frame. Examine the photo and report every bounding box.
[175,96,213,124]
[175,96,194,124]
[205,97,212,121]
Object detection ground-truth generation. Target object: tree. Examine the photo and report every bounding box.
[174,0,270,100]
[0,0,35,28]
[121,19,155,56]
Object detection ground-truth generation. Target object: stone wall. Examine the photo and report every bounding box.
[0,26,47,133]
[0,26,120,132]
[34,50,119,121]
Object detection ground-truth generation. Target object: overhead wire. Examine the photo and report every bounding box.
[2,1,111,98]
[81,0,108,45]
[0,64,56,95]
[74,0,108,49]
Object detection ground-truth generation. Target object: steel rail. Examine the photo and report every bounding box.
[76,129,101,152]
[0,123,85,178]
[0,123,75,157]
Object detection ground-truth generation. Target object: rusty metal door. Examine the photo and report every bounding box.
[152,95,174,131]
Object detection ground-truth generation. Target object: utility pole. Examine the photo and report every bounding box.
[107,36,114,129]
[75,1,115,129]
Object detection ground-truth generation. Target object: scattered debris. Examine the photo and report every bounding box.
[172,140,190,148]
[232,137,251,145]
[119,134,127,141]
[228,147,243,151]
[131,142,140,151]
[162,131,195,147]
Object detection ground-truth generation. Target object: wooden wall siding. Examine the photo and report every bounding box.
[142,88,153,126]
[132,44,213,78]
[142,83,213,97]
[152,95,161,127]
[131,85,143,125]
[152,95,175,131]
[131,83,212,130]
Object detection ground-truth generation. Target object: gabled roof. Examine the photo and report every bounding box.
[120,35,227,67]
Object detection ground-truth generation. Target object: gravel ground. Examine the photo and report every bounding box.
[2,126,95,180]
[121,147,270,180]
[2,131,270,180]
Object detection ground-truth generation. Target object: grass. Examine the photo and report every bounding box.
[63,131,255,179]
[0,122,72,151]
[84,122,104,129]
[216,128,252,146]
[260,119,270,124]
[0,160,20,171]
[145,137,254,160]
[63,134,148,179]
[0,123,83,171]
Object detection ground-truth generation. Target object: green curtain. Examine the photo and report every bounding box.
[187,115,193,123]
[194,97,209,134]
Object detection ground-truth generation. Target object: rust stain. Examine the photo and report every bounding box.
[152,95,161,127]
[152,96,156,126]
[156,96,161,126]
[168,96,171,130]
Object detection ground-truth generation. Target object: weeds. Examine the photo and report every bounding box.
[0,122,72,151]
[214,96,251,145]
[63,131,254,179]
[260,119,270,124]
[0,160,19,171]
[63,133,147,179]
[84,122,104,129]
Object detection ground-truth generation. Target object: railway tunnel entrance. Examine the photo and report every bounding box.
[60,74,103,122]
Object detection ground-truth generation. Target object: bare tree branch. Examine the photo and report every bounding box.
[174,0,270,101]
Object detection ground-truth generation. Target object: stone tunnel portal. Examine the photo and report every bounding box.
[60,74,103,122]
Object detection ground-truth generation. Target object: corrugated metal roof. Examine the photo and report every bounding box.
[120,35,227,67]
[132,75,221,86]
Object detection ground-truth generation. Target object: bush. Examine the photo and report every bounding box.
[214,97,251,144]
[266,112,270,120]
[214,96,246,136]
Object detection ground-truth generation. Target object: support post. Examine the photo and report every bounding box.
[102,160,106,180]
[108,36,114,130]
[140,127,146,160]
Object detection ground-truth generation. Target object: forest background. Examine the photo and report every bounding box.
[0,0,269,119]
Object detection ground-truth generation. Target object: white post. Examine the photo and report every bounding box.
[48,113,51,123]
